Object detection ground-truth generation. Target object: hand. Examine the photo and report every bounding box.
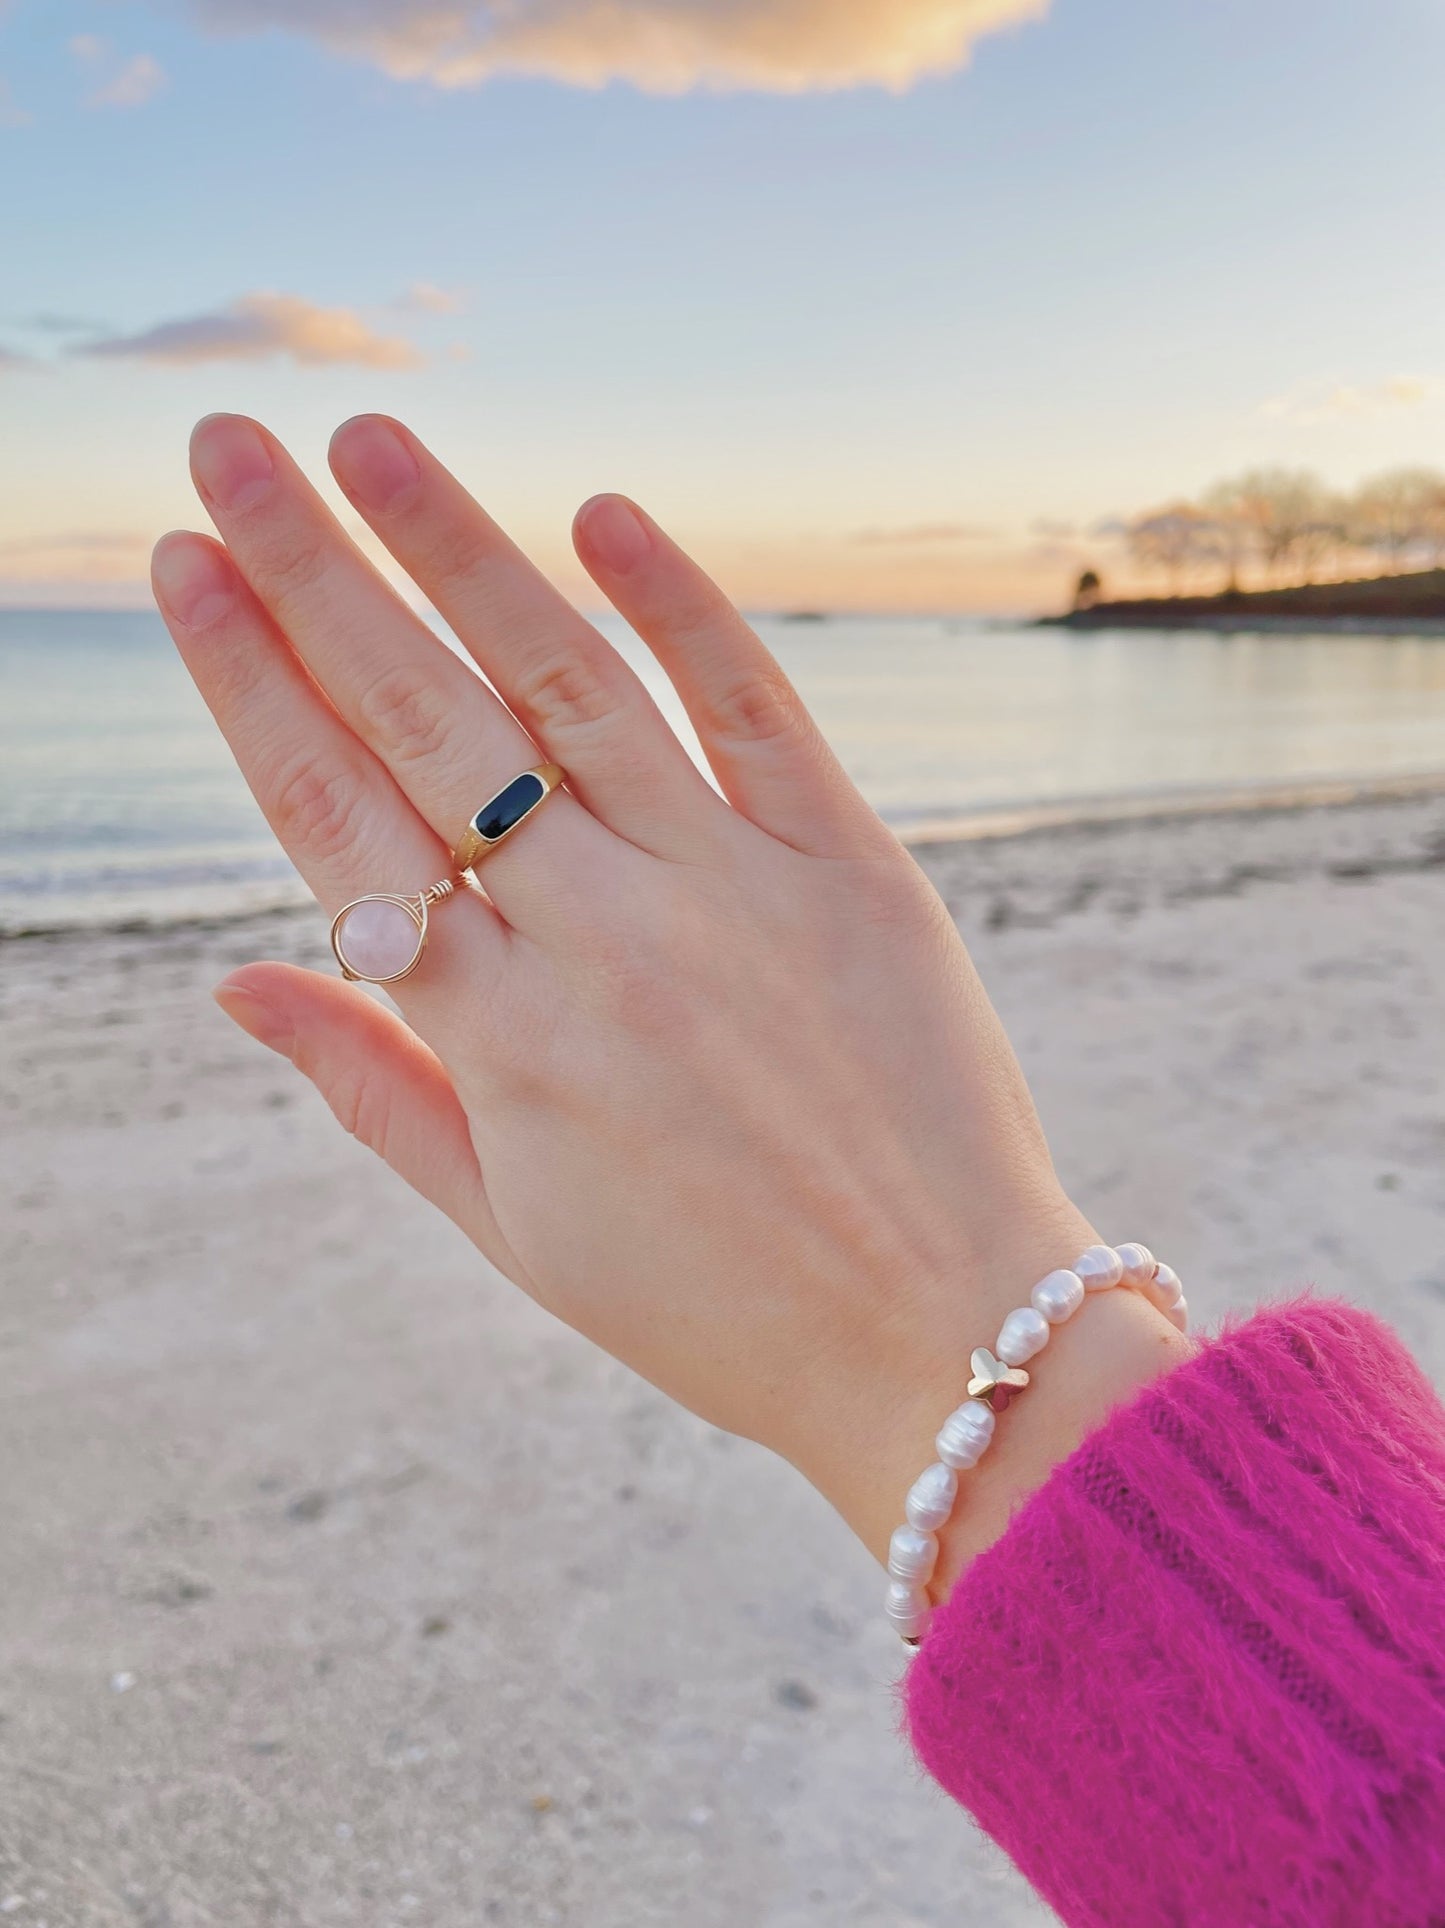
[153,415,1182,1585]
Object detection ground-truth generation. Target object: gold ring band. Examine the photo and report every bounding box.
[452,762,564,874]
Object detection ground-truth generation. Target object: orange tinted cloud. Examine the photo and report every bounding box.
[0,529,154,602]
[185,0,1049,93]
[74,293,424,369]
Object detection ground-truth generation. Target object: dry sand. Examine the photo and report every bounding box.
[3,789,1444,1927]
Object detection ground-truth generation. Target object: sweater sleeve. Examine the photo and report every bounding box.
[905,1299,1445,1928]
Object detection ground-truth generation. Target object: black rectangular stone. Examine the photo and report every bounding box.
[473,771,547,844]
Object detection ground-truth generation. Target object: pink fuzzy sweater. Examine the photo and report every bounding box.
[905,1300,1445,1925]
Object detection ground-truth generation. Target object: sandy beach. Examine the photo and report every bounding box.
[3,787,1443,1928]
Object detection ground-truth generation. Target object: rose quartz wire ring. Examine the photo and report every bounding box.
[329,880,455,985]
[329,763,567,986]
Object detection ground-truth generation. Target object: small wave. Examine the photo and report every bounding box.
[892,769,1445,848]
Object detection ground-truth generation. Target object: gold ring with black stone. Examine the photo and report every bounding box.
[452,762,565,874]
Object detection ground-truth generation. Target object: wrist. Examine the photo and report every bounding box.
[923,1283,1186,1599]
[797,1212,1189,1593]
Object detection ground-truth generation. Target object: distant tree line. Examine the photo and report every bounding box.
[1123,467,1445,593]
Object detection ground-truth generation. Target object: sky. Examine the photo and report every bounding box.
[1,0,1443,613]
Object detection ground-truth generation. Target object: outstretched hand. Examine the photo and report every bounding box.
[153,415,1180,1581]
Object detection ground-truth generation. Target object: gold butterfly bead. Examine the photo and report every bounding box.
[967,1346,1030,1412]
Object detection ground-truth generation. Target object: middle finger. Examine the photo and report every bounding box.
[189,413,608,928]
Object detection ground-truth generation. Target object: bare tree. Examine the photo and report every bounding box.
[1118,465,1445,595]
[1347,468,1445,573]
[1225,470,1330,585]
[1125,505,1215,593]
[1198,480,1257,591]
[1422,477,1445,567]
[1294,493,1350,584]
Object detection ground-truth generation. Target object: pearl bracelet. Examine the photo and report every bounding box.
[885,1242,1186,1645]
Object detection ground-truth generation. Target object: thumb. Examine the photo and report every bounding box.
[215,961,509,1267]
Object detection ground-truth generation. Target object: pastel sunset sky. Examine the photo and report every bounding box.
[2,0,1442,612]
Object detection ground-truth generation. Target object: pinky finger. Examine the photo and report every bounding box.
[215,961,525,1283]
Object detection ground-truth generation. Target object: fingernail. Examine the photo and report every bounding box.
[331,416,422,514]
[152,534,235,630]
[214,980,294,1057]
[191,415,274,512]
[577,495,652,576]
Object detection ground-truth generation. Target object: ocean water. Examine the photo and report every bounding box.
[4,605,1445,933]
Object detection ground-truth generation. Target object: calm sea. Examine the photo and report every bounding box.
[4,606,1445,934]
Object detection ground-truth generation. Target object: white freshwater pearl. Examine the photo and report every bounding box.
[1116,1242,1156,1289]
[996,1305,1050,1367]
[1166,1294,1189,1333]
[904,1461,958,1532]
[935,1398,995,1469]
[1143,1261,1184,1312]
[887,1524,939,1584]
[884,1579,931,1641]
[1031,1268,1085,1324]
[1075,1244,1124,1292]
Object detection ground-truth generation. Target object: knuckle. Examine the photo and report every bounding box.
[609,968,689,1045]
[592,920,696,1043]
[514,648,622,736]
[708,666,801,745]
[270,758,367,865]
[356,666,455,767]
[257,524,332,616]
[853,850,952,941]
[421,519,490,597]
[201,625,267,709]
[323,1064,393,1157]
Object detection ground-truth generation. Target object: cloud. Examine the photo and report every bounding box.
[402,281,463,314]
[0,529,153,562]
[71,35,168,108]
[73,292,425,369]
[181,0,1049,94]
[0,529,156,599]
[95,53,168,107]
[1260,376,1443,427]
[0,345,34,369]
[850,520,1000,546]
[10,311,112,335]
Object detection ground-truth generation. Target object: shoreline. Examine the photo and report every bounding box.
[6,767,1444,942]
[1043,615,1445,636]
[897,767,1445,850]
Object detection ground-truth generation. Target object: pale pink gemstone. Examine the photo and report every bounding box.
[336,898,420,980]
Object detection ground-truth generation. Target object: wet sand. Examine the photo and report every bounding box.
[3,787,1443,1926]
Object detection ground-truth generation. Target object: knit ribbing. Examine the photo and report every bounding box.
[905,1300,1445,1927]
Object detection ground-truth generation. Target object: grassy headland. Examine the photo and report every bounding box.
[1045,566,1445,631]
